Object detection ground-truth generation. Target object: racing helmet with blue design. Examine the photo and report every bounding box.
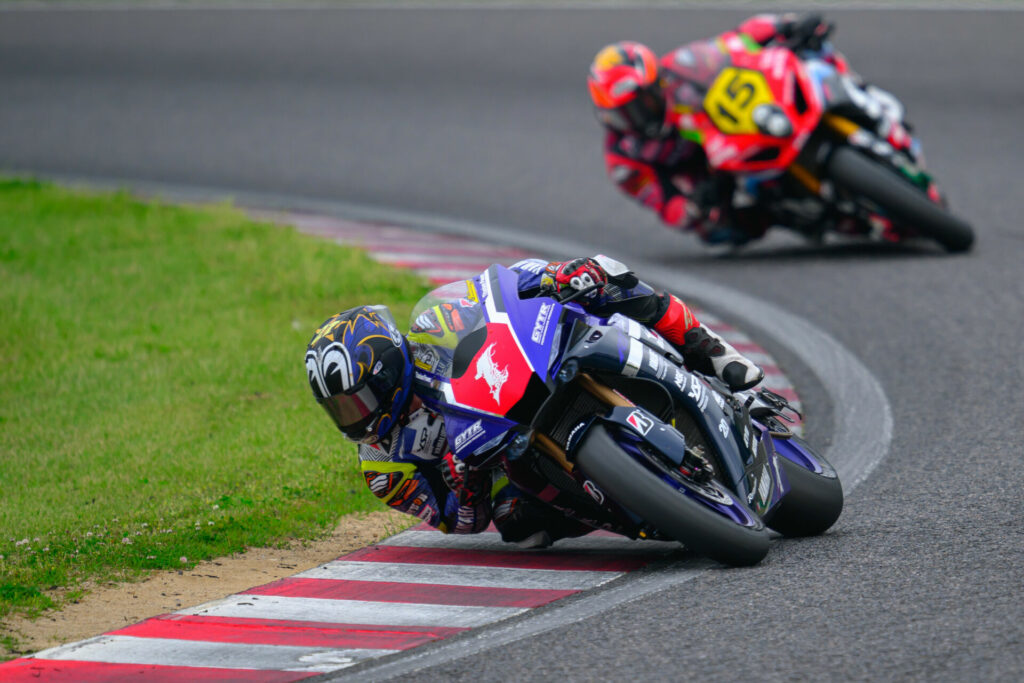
[305,305,413,444]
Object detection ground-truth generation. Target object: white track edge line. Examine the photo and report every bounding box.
[296,561,623,590]
[380,529,681,553]
[178,595,527,629]
[324,557,713,681]
[31,635,398,673]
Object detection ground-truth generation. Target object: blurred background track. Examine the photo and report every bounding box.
[1,5,1022,680]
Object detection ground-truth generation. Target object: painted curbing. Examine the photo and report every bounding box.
[8,527,675,680]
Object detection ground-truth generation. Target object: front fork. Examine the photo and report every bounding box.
[564,373,787,519]
[790,113,935,196]
[781,112,940,241]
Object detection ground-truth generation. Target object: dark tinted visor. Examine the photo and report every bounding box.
[596,83,666,138]
[621,85,667,137]
[319,384,380,441]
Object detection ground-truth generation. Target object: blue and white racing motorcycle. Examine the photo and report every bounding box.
[408,265,843,566]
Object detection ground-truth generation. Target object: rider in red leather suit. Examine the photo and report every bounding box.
[590,14,851,245]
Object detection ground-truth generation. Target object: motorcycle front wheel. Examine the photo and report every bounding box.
[575,425,770,567]
[765,436,844,537]
[826,145,975,253]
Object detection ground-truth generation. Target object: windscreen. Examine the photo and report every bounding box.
[407,278,487,381]
[666,42,730,103]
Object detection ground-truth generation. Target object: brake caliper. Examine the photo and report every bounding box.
[679,445,715,484]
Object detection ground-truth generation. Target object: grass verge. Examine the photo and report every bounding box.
[0,178,429,641]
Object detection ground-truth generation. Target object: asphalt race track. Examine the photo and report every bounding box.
[1,4,1022,680]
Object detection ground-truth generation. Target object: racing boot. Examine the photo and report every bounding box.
[680,323,764,392]
[492,481,590,549]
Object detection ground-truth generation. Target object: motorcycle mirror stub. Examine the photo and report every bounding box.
[592,254,631,277]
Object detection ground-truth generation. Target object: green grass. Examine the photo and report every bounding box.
[0,178,429,627]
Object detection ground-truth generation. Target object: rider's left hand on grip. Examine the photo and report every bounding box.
[554,258,608,298]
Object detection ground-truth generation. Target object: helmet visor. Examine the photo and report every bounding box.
[596,84,667,138]
[319,384,380,442]
[624,85,667,137]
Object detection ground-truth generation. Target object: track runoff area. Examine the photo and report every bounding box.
[2,211,807,681]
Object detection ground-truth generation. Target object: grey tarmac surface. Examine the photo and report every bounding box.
[1,5,1022,680]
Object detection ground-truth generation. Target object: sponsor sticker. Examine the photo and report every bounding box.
[583,480,605,505]
[626,410,655,436]
[531,302,554,344]
[453,420,485,450]
[624,340,643,377]
[413,345,439,372]
[757,463,772,502]
[688,376,709,412]
[455,505,478,532]
[647,349,661,375]
[430,429,448,458]
[566,421,587,449]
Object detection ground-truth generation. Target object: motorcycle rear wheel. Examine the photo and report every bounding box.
[765,437,844,537]
[826,145,974,252]
[575,425,770,567]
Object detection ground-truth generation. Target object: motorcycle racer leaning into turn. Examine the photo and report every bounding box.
[305,256,764,549]
[590,12,905,245]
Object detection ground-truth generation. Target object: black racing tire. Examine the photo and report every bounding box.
[825,145,974,252]
[765,438,844,537]
[575,425,770,567]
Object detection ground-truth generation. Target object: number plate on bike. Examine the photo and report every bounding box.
[704,67,775,135]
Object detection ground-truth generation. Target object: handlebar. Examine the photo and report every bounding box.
[555,283,602,304]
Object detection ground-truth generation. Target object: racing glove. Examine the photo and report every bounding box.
[544,255,641,298]
[680,323,764,392]
[553,257,608,298]
[440,452,489,507]
[780,13,834,52]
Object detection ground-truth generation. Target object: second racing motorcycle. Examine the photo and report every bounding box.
[669,33,974,251]
[408,265,844,567]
